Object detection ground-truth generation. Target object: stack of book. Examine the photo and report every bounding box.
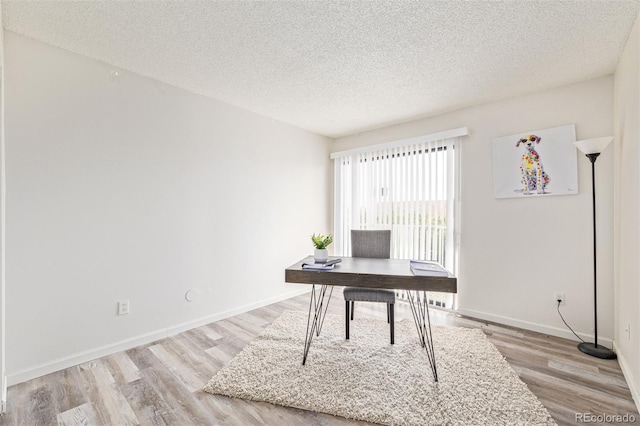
[302,257,342,270]
[410,260,449,276]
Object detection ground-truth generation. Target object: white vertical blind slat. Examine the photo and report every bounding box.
[333,136,460,308]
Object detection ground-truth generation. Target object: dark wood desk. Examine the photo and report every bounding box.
[285,256,457,382]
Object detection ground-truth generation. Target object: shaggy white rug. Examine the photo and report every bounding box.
[204,311,556,425]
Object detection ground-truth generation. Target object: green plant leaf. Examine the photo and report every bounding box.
[311,233,333,249]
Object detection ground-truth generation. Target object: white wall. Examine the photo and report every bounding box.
[4,32,331,384]
[333,77,615,344]
[613,12,640,410]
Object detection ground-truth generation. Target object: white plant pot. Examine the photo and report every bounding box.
[314,248,329,263]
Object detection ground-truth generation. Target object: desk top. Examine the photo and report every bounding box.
[285,256,457,293]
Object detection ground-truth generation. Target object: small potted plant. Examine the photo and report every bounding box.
[311,233,333,263]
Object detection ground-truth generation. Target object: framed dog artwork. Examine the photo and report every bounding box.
[492,124,578,199]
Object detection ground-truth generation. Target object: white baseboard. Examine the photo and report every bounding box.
[613,342,640,414]
[8,288,311,386]
[457,308,614,347]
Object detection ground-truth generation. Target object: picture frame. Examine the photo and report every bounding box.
[492,124,577,199]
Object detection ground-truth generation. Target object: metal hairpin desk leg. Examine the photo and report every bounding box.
[302,284,334,365]
[407,290,438,382]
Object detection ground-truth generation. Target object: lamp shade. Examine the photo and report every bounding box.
[574,137,613,155]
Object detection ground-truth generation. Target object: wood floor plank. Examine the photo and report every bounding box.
[200,325,225,342]
[193,391,270,425]
[3,380,38,425]
[148,343,205,393]
[56,402,100,426]
[513,364,639,412]
[204,345,234,367]
[107,352,142,385]
[119,376,176,426]
[548,359,629,388]
[210,320,257,344]
[77,360,139,426]
[180,327,219,350]
[3,289,638,425]
[125,343,158,372]
[236,310,271,327]
[28,384,58,425]
[162,335,218,384]
[138,365,213,425]
[212,335,251,359]
[491,334,601,373]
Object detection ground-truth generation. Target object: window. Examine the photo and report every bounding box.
[332,128,466,308]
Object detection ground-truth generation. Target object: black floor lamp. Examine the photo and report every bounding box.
[573,136,616,360]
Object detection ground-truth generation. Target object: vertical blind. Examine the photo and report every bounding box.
[332,128,465,307]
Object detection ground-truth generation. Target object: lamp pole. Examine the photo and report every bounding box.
[576,152,616,359]
[588,153,599,347]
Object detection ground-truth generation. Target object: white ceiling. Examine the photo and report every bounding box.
[2,1,639,138]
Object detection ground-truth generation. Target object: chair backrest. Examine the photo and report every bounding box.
[351,230,391,259]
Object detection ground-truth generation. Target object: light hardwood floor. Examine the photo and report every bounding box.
[2,289,639,425]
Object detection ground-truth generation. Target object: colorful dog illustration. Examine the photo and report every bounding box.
[516,134,549,194]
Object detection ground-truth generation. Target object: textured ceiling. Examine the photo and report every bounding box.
[2,1,639,138]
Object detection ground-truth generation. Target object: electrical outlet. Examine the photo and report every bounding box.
[118,300,130,315]
[554,292,565,305]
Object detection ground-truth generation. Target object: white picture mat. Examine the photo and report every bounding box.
[492,124,577,199]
